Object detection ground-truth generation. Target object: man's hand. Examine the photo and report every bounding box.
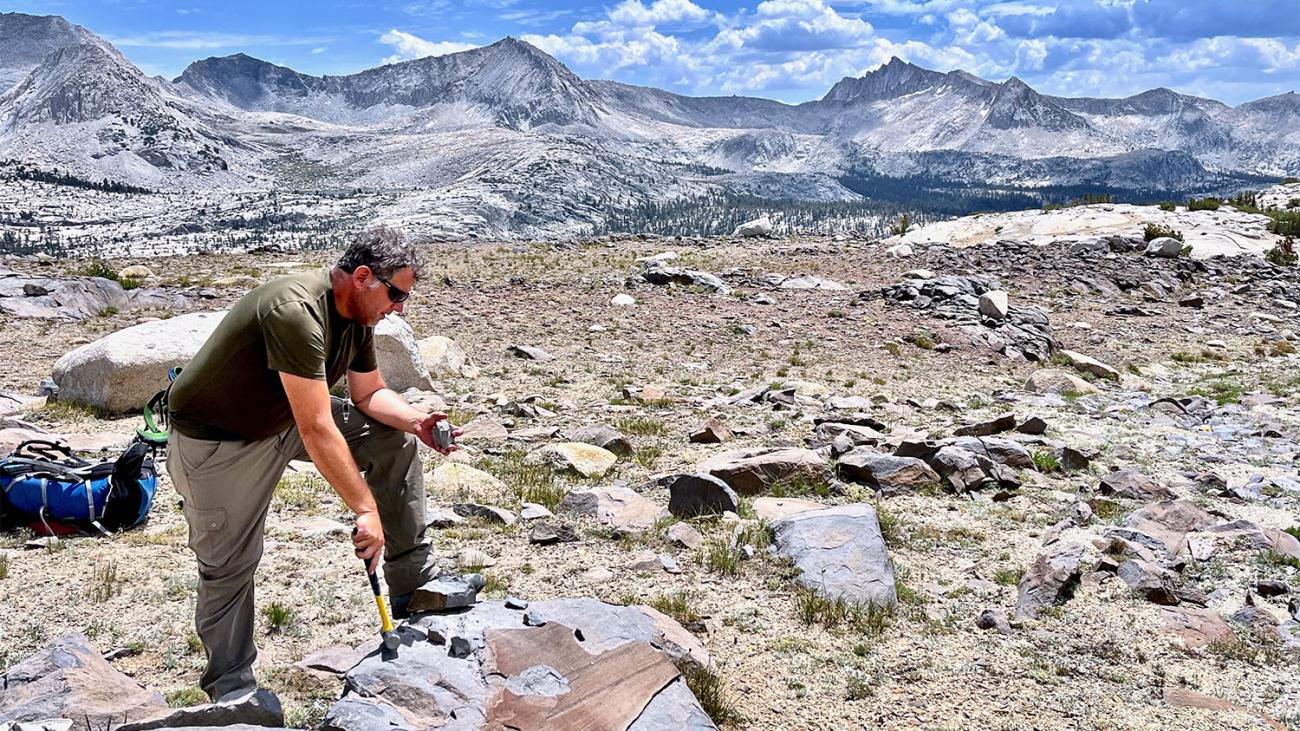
[414,412,462,455]
[354,510,385,574]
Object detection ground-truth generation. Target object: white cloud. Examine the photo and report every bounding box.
[378,29,479,64]
[608,0,714,27]
[311,47,327,54]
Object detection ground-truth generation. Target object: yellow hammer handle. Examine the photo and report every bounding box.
[374,594,394,634]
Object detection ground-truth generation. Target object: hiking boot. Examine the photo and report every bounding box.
[390,590,413,620]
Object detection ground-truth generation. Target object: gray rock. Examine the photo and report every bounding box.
[1057,349,1120,381]
[528,522,578,544]
[0,633,167,725]
[666,522,704,550]
[1016,416,1048,435]
[557,486,665,531]
[953,413,1017,437]
[1014,542,1085,621]
[0,274,132,320]
[416,335,480,378]
[810,422,887,449]
[771,503,897,609]
[508,344,555,361]
[519,502,553,521]
[117,689,283,730]
[641,260,730,294]
[978,290,1009,320]
[408,575,481,613]
[975,608,1012,635]
[1099,469,1174,500]
[373,314,435,392]
[1145,237,1184,258]
[1116,559,1181,605]
[688,417,733,444]
[666,473,740,518]
[698,447,832,496]
[326,599,713,730]
[50,311,225,412]
[452,503,518,525]
[565,423,632,458]
[836,448,940,494]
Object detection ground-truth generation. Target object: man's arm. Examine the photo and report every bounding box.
[348,368,459,454]
[347,368,426,434]
[280,371,384,571]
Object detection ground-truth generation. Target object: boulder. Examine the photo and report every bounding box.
[1024,369,1098,396]
[1057,350,1120,381]
[557,486,666,531]
[836,448,939,494]
[407,575,482,613]
[698,447,832,496]
[416,335,479,378]
[325,599,713,729]
[523,443,618,478]
[666,522,704,550]
[953,413,1017,437]
[1116,559,1181,605]
[1145,237,1183,258]
[117,265,154,280]
[779,276,846,291]
[0,633,167,725]
[752,496,825,521]
[458,415,510,442]
[688,417,733,444]
[611,293,637,306]
[51,311,225,412]
[0,274,131,320]
[1158,606,1234,649]
[508,344,555,361]
[666,473,740,518]
[374,314,435,392]
[810,422,887,449]
[640,261,730,294]
[431,463,511,504]
[1099,469,1174,500]
[975,608,1012,635]
[452,503,517,525]
[771,504,897,609]
[565,424,632,458]
[979,291,1009,320]
[117,689,283,730]
[1014,542,1085,621]
[733,216,773,238]
[945,436,1034,469]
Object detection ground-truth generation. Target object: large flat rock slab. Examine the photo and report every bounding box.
[771,503,897,609]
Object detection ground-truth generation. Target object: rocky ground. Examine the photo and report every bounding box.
[1,209,1299,729]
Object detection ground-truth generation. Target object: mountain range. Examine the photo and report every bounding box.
[1,12,1296,237]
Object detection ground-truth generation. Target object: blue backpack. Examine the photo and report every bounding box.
[0,438,158,535]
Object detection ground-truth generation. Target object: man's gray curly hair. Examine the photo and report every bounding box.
[336,226,425,281]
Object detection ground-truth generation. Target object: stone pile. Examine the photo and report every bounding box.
[877,275,1057,361]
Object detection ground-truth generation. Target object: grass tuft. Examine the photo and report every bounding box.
[262,601,295,634]
[649,590,701,626]
[680,663,744,726]
[166,687,209,708]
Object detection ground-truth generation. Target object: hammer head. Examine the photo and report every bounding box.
[383,631,401,651]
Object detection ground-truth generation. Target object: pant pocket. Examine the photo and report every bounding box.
[184,505,233,567]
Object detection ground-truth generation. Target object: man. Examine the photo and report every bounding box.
[166,227,453,702]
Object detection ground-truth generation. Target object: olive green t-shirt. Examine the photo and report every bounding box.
[169,269,377,441]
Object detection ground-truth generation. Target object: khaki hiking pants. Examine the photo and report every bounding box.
[166,397,436,700]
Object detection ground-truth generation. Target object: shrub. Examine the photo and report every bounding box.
[993,567,1024,586]
[1031,450,1060,473]
[649,591,701,625]
[76,260,119,281]
[1265,237,1297,267]
[890,213,910,236]
[166,687,209,708]
[262,601,295,633]
[680,664,743,726]
[1288,198,1300,209]
[1282,177,1300,184]
[1187,197,1221,211]
[1268,210,1300,236]
[1157,201,1176,211]
[1144,223,1183,242]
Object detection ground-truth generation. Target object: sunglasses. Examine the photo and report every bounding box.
[375,275,411,304]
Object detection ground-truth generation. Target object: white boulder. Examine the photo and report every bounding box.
[416,335,479,378]
[51,311,225,412]
[733,216,773,238]
[375,314,435,391]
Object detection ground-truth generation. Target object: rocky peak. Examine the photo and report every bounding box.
[174,53,318,107]
[821,56,952,103]
[0,12,106,89]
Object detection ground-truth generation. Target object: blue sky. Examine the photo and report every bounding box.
[11,0,1300,105]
